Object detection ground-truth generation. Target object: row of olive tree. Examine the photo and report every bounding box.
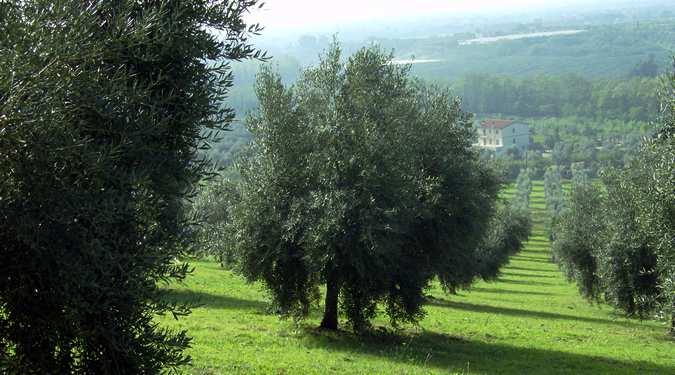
[0,1,262,373]
[543,166,565,242]
[510,168,532,218]
[551,64,674,333]
[512,169,533,211]
[475,203,532,281]
[191,43,533,332]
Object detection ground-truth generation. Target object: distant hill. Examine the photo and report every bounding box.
[384,22,675,80]
[210,11,675,167]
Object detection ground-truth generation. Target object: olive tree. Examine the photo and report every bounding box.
[512,168,532,211]
[230,43,500,332]
[604,62,674,330]
[646,59,675,333]
[551,180,605,300]
[598,170,661,318]
[551,63,673,328]
[475,203,532,280]
[637,124,675,333]
[0,1,262,372]
[555,135,673,328]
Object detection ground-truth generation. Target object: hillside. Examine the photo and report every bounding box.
[159,182,675,374]
[380,21,675,81]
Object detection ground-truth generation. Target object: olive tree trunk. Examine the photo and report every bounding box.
[320,269,340,330]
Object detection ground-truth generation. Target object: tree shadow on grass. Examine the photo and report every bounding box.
[162,289,269,312]
[510,257,554,264]
[524,240,549,245]
[522,246,549,251]
[500,272,558,279]
[521,252,550,258]
[506,266,559,273]
[300,328,673,374]
[425,298,645,329]
[469,287,557,296]
[496,278,553,287]
[513,255,551,261]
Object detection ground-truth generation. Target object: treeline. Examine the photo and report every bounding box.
[543,72,674,332]
[454,74,659,121]
[190,44,532,332]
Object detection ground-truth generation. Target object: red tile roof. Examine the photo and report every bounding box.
[481,119,514,129]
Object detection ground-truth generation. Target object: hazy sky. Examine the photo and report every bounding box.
[250,0,593,33]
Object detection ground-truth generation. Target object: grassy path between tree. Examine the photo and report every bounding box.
[160,181,674,374]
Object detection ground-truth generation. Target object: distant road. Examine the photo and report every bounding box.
[459,29,587,45]
[389,58,444,65]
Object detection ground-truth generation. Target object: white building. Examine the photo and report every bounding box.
[477,119,530,155]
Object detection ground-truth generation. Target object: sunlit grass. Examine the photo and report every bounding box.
[158,182,674,374]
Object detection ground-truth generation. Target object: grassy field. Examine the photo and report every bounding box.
[159,181,674,374]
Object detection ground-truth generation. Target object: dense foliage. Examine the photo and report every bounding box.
[0,1,262,372]
[228,43,501,332]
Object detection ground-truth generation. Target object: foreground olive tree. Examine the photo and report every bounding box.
[0,1,262,372]
[230,44,500,332]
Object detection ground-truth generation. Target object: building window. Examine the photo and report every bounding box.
[513,138,516,144]
[513,128,515,134]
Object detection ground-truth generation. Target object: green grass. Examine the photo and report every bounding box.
[159,181,674,374]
